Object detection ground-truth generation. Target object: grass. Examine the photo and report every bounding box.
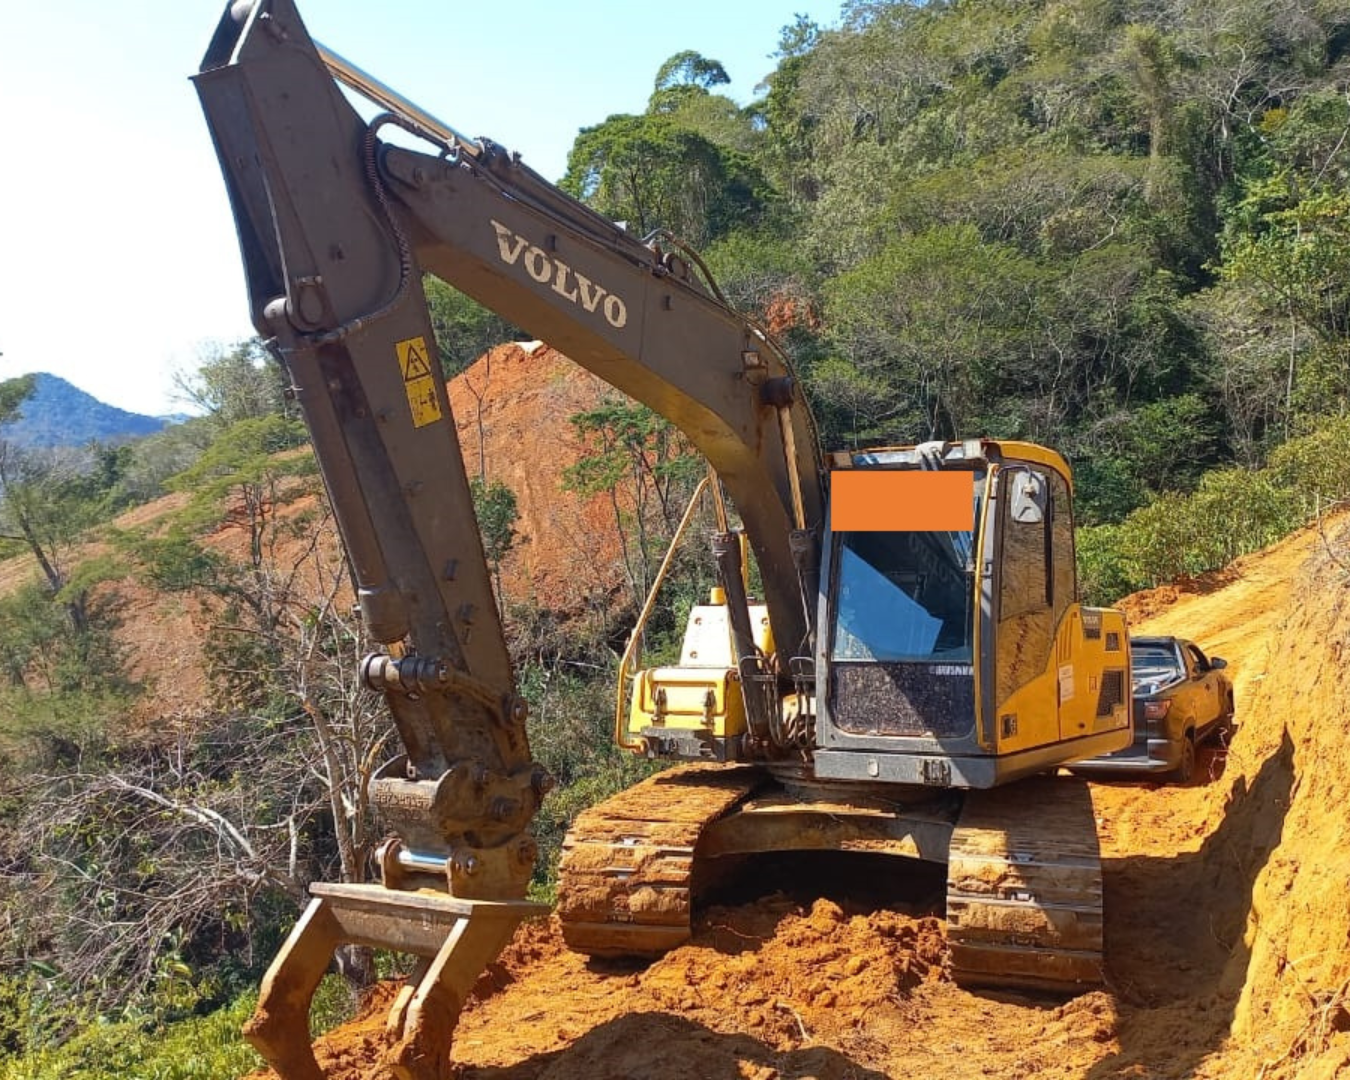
[0,975,359,1080]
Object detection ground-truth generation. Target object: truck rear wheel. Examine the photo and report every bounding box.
[1172,732,1197,785]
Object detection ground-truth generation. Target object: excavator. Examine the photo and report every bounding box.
[194,4,1132,1078]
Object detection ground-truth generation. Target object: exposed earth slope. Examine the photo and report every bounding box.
[0,343,630,723]
[256,515,1350,1079]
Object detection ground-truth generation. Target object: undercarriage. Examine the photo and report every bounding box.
[559,764,1104,994]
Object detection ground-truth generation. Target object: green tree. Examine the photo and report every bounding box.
[471,476,520,599]
[753,16,824,204]
[794,3,946,157]
[563,399,700,605]
[702,228,815,325]
[1220,176,1350,426]
[174,339,288,427]
[562,112,773,247]
[645,51,759,154]
[653,50,731,96]
[824,224,1039,440]
[0,374,35,425]
[1187,280,1291,465]
[805,355,910,449]
[1117,24,1179,168]
[117,419,219,504]
[159,414,312,708]
[0,442,127,641]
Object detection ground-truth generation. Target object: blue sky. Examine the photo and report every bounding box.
[0,0,840,417]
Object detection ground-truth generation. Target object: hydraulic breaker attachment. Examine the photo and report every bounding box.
[244,883,546,1080]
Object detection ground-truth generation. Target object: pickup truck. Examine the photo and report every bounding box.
[1073,635,1235,783]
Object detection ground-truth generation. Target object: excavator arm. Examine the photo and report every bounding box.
[197,0,824,660]
[193,2,824,1077]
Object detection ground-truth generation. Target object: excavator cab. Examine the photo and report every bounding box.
[814,439,1131,787]
[626,439,1131,784]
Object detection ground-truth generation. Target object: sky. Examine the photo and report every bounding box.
[0,0,841,418]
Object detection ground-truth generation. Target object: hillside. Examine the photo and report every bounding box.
[0,372,171,448]
[447,342,629,614]
[0,344,630,724]
[252,515,1350,1080]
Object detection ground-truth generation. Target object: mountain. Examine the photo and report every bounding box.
[0,372,172,448]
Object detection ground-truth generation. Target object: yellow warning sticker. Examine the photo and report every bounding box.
[395,336,442,428]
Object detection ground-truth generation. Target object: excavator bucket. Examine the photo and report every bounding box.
[244,883,545,1080]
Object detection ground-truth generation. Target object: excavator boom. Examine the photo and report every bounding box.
[197,0,824,664]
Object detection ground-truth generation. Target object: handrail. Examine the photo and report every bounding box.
[614,477,710,751]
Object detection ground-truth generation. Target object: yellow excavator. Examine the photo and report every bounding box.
[194,5,1131,1078]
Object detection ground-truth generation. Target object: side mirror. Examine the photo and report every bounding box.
[1008,470,1047,525]
[1210,657,1227,670]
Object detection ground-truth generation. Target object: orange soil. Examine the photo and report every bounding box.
[447,343,630,616]
[246,513,1350,1079]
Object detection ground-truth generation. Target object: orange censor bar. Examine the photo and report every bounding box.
[831,470,975,532]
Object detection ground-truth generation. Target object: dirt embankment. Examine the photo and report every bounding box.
[251,513,1350,1079]
[447,342,630,615]
[1085,516,1350,1079]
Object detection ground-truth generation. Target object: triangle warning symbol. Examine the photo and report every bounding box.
[401,339,433,382]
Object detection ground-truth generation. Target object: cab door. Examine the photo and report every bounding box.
[991,466,1057,751]
[1184,642,1222,736]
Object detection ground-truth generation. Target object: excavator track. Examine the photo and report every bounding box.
[561,765,1105,996]
[946,774,1104,994]
[558,763,768,957]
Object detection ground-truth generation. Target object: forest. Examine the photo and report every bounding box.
[2,0,1350,1075]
